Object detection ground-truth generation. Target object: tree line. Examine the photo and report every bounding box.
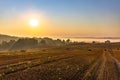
[0,37,71,51]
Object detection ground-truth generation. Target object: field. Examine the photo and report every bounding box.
[0,43,120,80]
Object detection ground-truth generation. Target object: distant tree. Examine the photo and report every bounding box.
[105,40,111,44]
[66,39,70,43]
[11,38,38,50]
[56,39,61,42]
[40,39,46,45]
[62,40,65,43]
[66,39,71,45]
[54,39,64,46]
[0,40,17,50]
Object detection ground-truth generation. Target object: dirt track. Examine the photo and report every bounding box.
[82,50,120,80]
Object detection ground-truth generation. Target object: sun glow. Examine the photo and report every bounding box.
[29,18,39,27]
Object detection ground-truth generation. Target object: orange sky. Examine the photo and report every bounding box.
[0,0,120,37]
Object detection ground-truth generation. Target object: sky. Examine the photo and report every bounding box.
[0,0,120,37]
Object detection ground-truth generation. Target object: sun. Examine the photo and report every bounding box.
[29,18,39,27]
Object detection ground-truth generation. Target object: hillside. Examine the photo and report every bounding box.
[0,34,19,43]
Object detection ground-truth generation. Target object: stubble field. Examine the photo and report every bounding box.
[0,44,120,80]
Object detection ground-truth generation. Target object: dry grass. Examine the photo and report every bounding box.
[0,44,120,80]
